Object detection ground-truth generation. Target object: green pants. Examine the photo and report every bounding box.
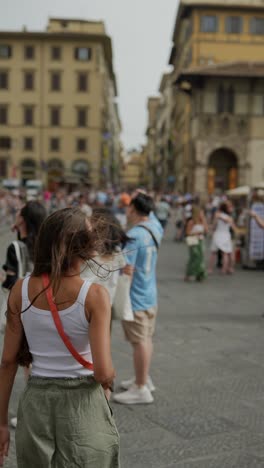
[186,240,206,280]
[16,376,120,468]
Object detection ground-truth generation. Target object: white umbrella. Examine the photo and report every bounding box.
[226,186,250,197]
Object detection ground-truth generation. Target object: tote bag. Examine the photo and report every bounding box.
[112,274,134,321]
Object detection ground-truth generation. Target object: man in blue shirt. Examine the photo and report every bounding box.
[114,193,163,404]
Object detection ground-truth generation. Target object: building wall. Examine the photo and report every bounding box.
[170,2,264,195]
[192,8,264,67]
[0,20,119,187]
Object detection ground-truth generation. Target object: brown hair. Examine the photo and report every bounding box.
[32,208,102,294]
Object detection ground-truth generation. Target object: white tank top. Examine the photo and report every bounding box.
[21,276,94,378]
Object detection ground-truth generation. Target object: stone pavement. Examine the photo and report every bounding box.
[1,224,264,467]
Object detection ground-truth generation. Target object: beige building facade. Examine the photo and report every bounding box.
[0,18,121,188]
[154,0,264,196]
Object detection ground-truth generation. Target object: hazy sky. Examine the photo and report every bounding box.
[1,0,179,149]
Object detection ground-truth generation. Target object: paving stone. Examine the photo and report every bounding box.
[1,224,264,467]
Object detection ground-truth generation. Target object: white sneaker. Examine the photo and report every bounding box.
[113,384,154,405]
[120,375,156,392]
[10,417,17,428]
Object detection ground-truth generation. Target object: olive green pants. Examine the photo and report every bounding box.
[16,376,120,468]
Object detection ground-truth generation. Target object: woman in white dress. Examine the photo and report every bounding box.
[209,202,237,274]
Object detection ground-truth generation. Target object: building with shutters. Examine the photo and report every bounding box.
[0,18,121,188]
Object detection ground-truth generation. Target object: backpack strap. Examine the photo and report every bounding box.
[137,225,159,250]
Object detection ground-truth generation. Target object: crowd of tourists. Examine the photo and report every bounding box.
[0,185,262,467]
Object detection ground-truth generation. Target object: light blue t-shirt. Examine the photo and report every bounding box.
[125,218,163,312]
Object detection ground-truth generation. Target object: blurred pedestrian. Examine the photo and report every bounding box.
[185,205,208,282]
[78,194,92,217]
[209,202,237,274]
[82,208,130,305]
[155,196,170,229]
[0,200,47,429]
[114,193,163,405]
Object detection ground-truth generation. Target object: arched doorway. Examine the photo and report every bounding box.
[207,148,238,194]
[21,158,36,184]
[47,158,64,178]
[47,159,64,191]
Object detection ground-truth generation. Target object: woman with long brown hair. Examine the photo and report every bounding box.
[0,208,119,468]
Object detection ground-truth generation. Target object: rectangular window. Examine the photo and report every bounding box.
[0,71,8,89]
[250,17,264,35]
[225,16,243,34]
[200,15,218,33]
[77,108,87,127]
[24,137,33,150]
[24,45,35,60]
[77,72,88,92]
[0,106,8,124]
[50,137,60,151]
[24,106,34,126]
[76,138,87,152]
[0,45,12,59]
[0,137,11,149]
[24,71,34,90]
[74,47,92,61]
[51,46,61,61]
[50,72,61,91]
[50,107,61,126]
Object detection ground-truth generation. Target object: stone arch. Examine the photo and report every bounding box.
[47,158,64,181]
[207,147,238,194]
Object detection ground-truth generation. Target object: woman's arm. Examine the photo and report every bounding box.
[250,211,264,229]
[200,210,209,234]
[0,280,23,465]
[186,220,194,236]
[86,284,115,393]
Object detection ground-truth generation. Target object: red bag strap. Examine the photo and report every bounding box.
[42,273,93,371]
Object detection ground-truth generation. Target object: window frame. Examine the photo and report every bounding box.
[77,72,88,92]
[24,71,34,91]
[200,15,219,33]
[0,105,8,124]
[250,17,264,35]
[50,71,61,92]
[51,46,62,61]
[24,45,35,60]
[76,107,88,127]
[0,70,8,89]
[0,137,11,149]
[24,137,34,151]
[0,45,12,59]
[76,138,87,152]
[49,137,60,152]
[50,107,61,127]
[24,106,34,126]
[225,16,243,34]
[74,47,92,61]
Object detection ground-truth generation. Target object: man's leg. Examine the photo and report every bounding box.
[133,338,153,387]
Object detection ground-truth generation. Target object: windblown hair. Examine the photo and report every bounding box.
[91,208,131,254]
[32,208,104,294]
